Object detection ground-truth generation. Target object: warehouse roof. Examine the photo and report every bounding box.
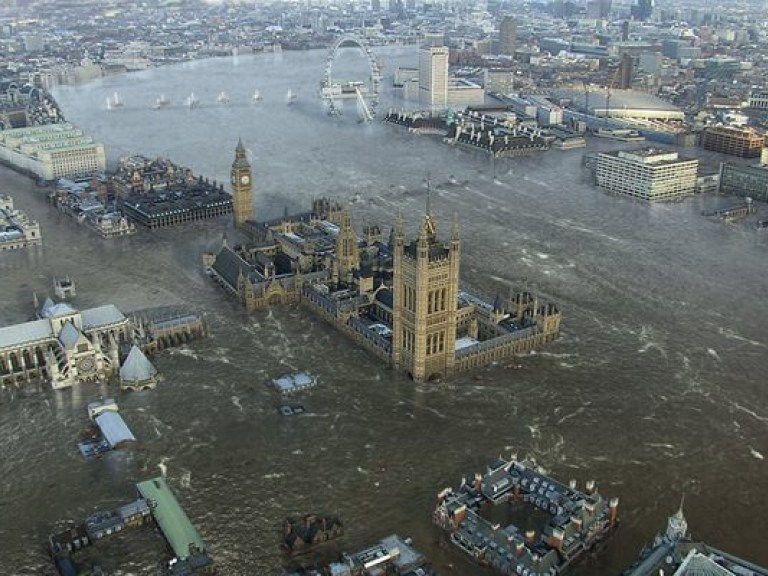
[136,477,207,561]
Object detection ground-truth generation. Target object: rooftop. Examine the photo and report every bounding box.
[136,476,207,561]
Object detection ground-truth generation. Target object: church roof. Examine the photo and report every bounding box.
[120,345,158,383]
[211,246,262,288]
[0,318,53,351]
[41,302,77,318]
[81,305,126,329]
[59,321,82,350]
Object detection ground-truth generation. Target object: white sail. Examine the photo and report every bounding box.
[217,91,230,104]
[252,89,262,102]
[286,89,297,105]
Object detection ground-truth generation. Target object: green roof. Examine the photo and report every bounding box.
[136,477,207,560]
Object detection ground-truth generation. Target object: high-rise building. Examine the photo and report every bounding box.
[231,139,253,228]
[631,0,654,20]
[419,46,449,107]
[392,203,460,383]
[619,53,634,89]
[498,16,516,57]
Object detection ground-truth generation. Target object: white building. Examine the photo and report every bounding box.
[0,195,41,250]
[0,299,132,389]
[419,46,449,107]
[596,149,698,202]
[0,123,106,181]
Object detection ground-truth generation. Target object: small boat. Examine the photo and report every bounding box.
[286,89,297,105]
[252,89,262,102]
[185,92,199,109]
[152,94,170,109]
[110,91,124,108]
[216,91,230,104]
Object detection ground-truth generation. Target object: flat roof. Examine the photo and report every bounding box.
[136,476,207,560]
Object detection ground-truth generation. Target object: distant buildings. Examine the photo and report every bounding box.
[623,501,768,575]
[0,122,106,181]
[596,149,698,202]
[701,126,764,158]
[0,195,41,250]
[498,16,517,57]
[718,163,768,203]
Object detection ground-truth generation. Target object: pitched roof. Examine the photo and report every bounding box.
[120,345,157,383]
[81,305,126,329]
[59,321,81,350]
[136,477,207,560]
[211,246,262,289]
[0,318,53,350]
[42,302,77,318]
[95,410,136,448]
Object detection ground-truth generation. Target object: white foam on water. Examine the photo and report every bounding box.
[718,327,765,348]
[262,472,284,480]
[537,253,549,260]
[749,447,764,460]
[732,403,768,424]
[646,442,675,450]
[180,469,192,489]
[231,396,243,412]
[707,348,720,362]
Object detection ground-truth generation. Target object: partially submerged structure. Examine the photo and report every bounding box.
[78,398,137,458]
[433,454,619,575]
[119,344,159,391]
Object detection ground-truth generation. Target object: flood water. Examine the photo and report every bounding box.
[1,46,767,576]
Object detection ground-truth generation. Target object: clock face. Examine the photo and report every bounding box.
[240,174,250,185]
[77,356,95,373]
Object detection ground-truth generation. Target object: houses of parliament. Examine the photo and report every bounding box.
[202,140,561,382]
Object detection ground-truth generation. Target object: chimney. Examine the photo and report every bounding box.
[609,497,619,525]
[572,516,583,530]
[548,527,565,551]
[474,473,483,492]
[585,480,596,494]
[569,479,577,491]
[525,529,536,544]
[515,541,525,557]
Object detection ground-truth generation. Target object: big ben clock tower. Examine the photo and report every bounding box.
[231,138,253,228]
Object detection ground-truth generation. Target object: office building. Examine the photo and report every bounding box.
[0,123,105,181]
[719,163,768,202]
[419,46,449,107]
[498,16,516,57]
[596,149,698,201]
[701,126,764,158]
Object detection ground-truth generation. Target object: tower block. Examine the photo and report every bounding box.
[231,138,253,228]
[392,205,460,383]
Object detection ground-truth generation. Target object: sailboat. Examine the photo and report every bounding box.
[152,94,170,109]
[252,89,262,102]
[216,91,230,104]
[110,91,123,108]
[185,92,199,109]
[286,89,297,105]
